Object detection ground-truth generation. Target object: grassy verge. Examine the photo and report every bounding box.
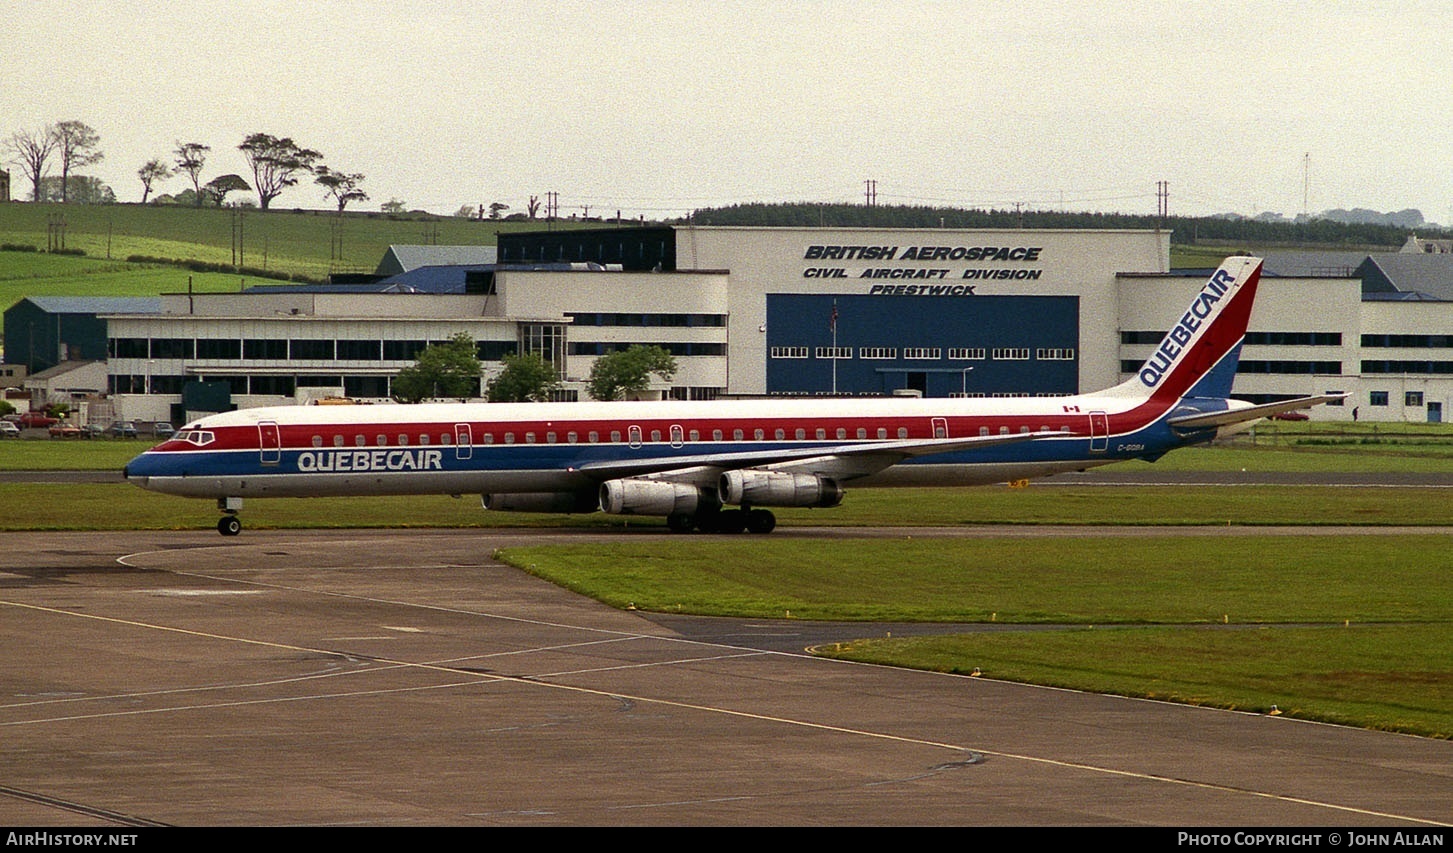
[496,537,1453,738]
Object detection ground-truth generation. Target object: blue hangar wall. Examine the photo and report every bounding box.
[765,294,1079,397]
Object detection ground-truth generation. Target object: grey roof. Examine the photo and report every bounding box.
[1257,250,1368,278]
[375,245,498,276]
[17,297,162,314]
[1356,254,1453,301]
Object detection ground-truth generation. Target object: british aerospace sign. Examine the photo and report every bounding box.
[802,244,1045,294]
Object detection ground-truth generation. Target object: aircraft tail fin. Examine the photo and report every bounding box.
[1108,256,1264,402]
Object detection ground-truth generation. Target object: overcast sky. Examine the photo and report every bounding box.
[6,0,1451,224]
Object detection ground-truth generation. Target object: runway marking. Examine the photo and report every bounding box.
[1,594,1443,826]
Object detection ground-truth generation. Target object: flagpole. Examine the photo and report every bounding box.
[830,299,838,395]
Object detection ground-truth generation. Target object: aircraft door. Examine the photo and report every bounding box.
[259,421,281,466]
[454,423,472,460]
[931,417,949,439]
[670,424,684,448]
[1089,411,1109,452]
[628,425,643,448]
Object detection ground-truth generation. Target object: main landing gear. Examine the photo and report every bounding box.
[216,497,243,536]
[666,507,777,534]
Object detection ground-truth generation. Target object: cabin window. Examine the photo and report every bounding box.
[418,434,429,446]
[483,433,494,444]
[1020,426,1030,434]
[689,430,700,442]
[754,429,764,440]
[376,434,387,446]
[817,428,827,440]
[877,428,887,439]
[611,430,622,442]
[836,428,846,439]
[546,432,557,443]
[588,431,599,443]
[355,435,366,447]
[440,433,452,445]
[504,433,515,444]
[713,429,723,441]
[333,435,344,448]
[525,433,536,443]
[732,429,743,441]
[999,427,1010,435]
[567,432,578,444]
[856,428,866,439]
[311,435,323,448]
[398,434,409,446]
[650,430,661,442]
[774,429,785,440]
[795,429,806,440]
[897,428,908,439]
[980,427,990,437]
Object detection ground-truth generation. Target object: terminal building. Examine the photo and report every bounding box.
[10,225,1453,424]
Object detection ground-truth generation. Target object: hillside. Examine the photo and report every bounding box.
[0,203,534,281]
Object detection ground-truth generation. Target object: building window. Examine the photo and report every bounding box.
[336,340,382,361]
[902,348,942,360]
[771,346,809,359]
[244,339,289,360]
[948,347,986,360]
[814,346,852,359]
[1036,348,1076,360]
[1370,391,1389,406]
[289,339,335,360]
[858,347,897,359]
[1406,391,1424,407]
[196,339,242,360]
[992,348,1030,360]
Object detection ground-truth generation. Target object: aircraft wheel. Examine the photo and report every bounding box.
[714,509,747,534]
[745,509,776,534]
[217,516,242,537]
[666,513,695,533]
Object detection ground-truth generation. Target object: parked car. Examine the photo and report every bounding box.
[107,420,139,438]
[1269,411,1310,421]
[16,411,59,428]
[150,422,176,438]
[0,421,19,438]
[80,423,106,439]
[48,422,82,438]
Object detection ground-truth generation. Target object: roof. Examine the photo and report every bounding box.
[12,297,162,315]
[375,245,498,276]
[1257,250,1368,278]
[1356,254,1453,301]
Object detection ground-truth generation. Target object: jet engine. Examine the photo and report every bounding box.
[719,470,844,508]
[599,479,716,516]
[482,491,599,514]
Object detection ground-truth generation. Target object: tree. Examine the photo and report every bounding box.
[527,195,542,219]
[392,333,483,403]
[52,120,103,204]
[488,201,509,219]
[586,345,676,401]
[486,352,561,402]
[203,174,251,207]
[137,158,171,203]
[4,125,57,201]
[238,133,321,210]
[314,166,368,211]
[173,142,210,207]
[380,198,407,215]
[38,175,113,204]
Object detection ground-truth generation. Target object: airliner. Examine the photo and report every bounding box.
[124,256,1337,536]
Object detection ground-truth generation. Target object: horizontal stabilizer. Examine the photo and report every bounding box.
[1166,394,1348,431]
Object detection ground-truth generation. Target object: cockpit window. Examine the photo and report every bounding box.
[175,430,216,446]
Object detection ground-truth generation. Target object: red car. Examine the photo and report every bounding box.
[16,411,59,428]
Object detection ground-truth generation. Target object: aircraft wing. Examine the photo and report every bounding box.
[1166,394,1347,431]
[571,430,1070,485]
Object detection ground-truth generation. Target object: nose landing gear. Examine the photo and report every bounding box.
[216,497,243,536]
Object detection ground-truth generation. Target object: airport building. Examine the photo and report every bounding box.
[11,226,1453,424]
